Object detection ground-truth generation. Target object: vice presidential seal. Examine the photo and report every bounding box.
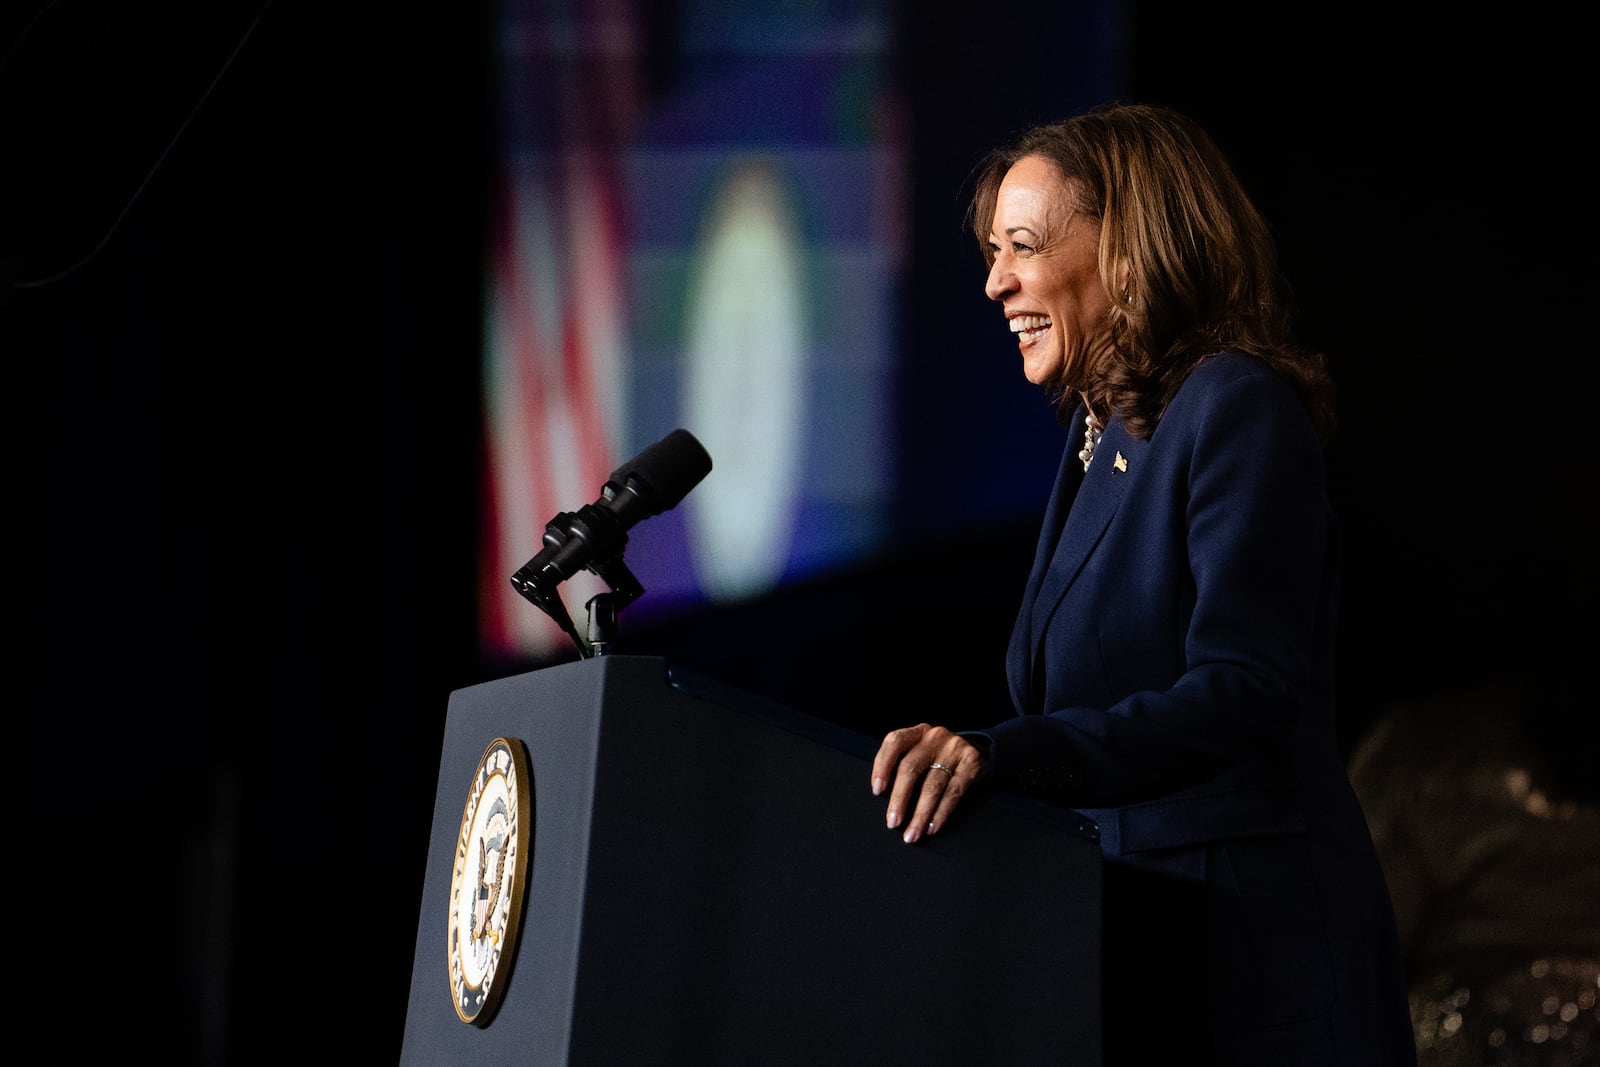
[447,736,533,1026]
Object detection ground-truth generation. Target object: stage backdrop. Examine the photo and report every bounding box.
[476,0,1126,662]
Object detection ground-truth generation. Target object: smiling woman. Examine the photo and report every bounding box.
[869,102,1417,1065]
[981,154,1113,392]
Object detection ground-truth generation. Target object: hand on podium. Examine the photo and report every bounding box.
[871,724,990,844]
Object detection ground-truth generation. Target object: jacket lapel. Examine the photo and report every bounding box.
[1019,417,1142,705]
[1009,433,1084,712]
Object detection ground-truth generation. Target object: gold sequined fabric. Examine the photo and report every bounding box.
[1409,958,1598,1065]
[1348,682,1600,1066]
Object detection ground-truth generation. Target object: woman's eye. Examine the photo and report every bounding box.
[1013,242,1035,255]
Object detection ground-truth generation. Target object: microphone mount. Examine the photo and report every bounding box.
[510,502,645,659]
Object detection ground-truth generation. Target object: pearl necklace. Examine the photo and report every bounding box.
[1079,413,1104,471]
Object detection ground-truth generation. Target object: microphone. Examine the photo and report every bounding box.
[510,428,713,612]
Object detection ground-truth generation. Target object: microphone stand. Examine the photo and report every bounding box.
[584,593,618,657]
[518,550,645,660]
[581,552,643,658]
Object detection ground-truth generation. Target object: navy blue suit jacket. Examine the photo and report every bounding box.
[977,352,1414,1063]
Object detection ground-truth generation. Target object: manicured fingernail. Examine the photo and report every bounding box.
[886,808,900,830]
[872,776,884,796]
[902,824,918,844]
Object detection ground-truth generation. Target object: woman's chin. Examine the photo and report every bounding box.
[1021,352,1062,387]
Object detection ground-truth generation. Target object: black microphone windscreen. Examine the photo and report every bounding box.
[609,428,713,514]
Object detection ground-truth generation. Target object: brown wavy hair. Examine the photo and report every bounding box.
[968,101,1336,442]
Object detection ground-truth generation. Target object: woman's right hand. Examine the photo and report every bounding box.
[871,723,987,844]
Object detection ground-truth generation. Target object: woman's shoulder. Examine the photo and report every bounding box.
[1165,350,1320,448]
[1188,349,1280,387]
[1171,350,1299,412]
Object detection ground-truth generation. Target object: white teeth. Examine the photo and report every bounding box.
[1010,315,1050,334]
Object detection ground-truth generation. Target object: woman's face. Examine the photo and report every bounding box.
[983,154,1110,387]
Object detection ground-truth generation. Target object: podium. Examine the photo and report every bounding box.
[400,655,1102,1065]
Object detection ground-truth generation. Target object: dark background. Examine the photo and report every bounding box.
[9,2,1593,1063]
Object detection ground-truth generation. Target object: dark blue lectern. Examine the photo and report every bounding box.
[400,655,1101,1066]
